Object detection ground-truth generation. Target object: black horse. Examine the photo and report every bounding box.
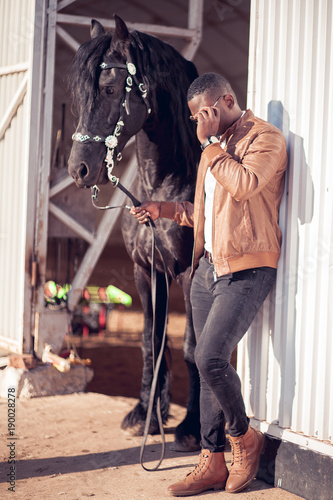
[68,15,201,451]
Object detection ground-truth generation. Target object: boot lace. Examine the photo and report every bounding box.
[188,451,209,477]
[230,439,243,467]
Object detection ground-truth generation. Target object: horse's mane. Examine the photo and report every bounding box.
[68,28,200,179]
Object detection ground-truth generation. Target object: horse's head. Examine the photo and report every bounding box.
[68,16,151,188]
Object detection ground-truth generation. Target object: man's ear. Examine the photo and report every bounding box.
[224,94,235,109]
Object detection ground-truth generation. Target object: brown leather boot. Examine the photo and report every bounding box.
[168,449,228,497]
[226,426,265,493]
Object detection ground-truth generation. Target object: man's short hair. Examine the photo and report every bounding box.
[187,73,233,101]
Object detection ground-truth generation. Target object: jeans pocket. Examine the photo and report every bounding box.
[257,268,277,303]
[225,269,257,296]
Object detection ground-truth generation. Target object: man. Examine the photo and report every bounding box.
[130,73,287,496]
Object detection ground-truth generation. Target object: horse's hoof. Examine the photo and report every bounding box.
[121,402,160,436]
[121,420,160,436]
[173,410,201,452]
[170,435,201,452]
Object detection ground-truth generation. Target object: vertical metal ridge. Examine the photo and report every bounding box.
[241,0,333,449]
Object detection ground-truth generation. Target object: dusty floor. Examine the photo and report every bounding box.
[0,304,303,500]
[0,392,304,500]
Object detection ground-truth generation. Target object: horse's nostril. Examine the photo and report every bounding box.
[79,163,88,179]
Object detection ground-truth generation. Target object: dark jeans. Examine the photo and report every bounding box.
[190,255,277,452]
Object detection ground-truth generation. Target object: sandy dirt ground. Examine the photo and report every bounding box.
[1,307,303,500]
[0,392,304,500]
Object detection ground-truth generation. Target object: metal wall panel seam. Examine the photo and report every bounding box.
[302,0,327,440]
[246,0,259,110]
[312,0,333,442]
[322,0,333,445]
[264,0,277,99]
[272,1,297,427]
[292,0,321,438]
[276,133,301,430]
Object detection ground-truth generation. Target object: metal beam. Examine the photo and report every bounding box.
[33,0,58,320]
[56,25,80,52]
[49,175,75,198]
[57,0,77,11]
[0,62,29,76]
[0,74,28,140]
[48,201,95,244]
[57,13,196,40]
[182,0,204,59]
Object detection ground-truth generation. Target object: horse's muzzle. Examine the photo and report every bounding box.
[68,160,90,187]
[68,148,107,187]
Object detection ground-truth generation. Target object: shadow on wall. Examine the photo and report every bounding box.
[247,100,314,483]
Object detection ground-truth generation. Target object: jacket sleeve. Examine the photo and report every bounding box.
[204,129,287,201]
[160,201,194,227]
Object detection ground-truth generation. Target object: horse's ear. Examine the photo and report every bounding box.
[90,19,105,39]
[109,14,130,57]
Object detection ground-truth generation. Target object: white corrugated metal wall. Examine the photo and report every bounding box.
[0,0,45,354]
[238,0,333,456]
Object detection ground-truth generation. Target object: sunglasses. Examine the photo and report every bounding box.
[189,94,226,122]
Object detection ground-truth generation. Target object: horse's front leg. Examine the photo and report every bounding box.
[172,268,201,451]
[121,263,171,436]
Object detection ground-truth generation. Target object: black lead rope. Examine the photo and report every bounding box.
[140,227,169,471]
[91,179,169,471]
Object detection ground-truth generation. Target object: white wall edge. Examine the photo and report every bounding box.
[251,418,333,458]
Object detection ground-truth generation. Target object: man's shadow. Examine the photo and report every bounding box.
[246,100,314,484]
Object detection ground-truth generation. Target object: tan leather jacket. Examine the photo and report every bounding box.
[161,109,288,277]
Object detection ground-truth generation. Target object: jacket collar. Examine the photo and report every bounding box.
[220,109,253,143]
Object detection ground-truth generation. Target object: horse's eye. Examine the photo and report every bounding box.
[105,87,115,95]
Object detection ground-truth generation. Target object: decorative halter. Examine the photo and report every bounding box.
[72,57,151,181]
